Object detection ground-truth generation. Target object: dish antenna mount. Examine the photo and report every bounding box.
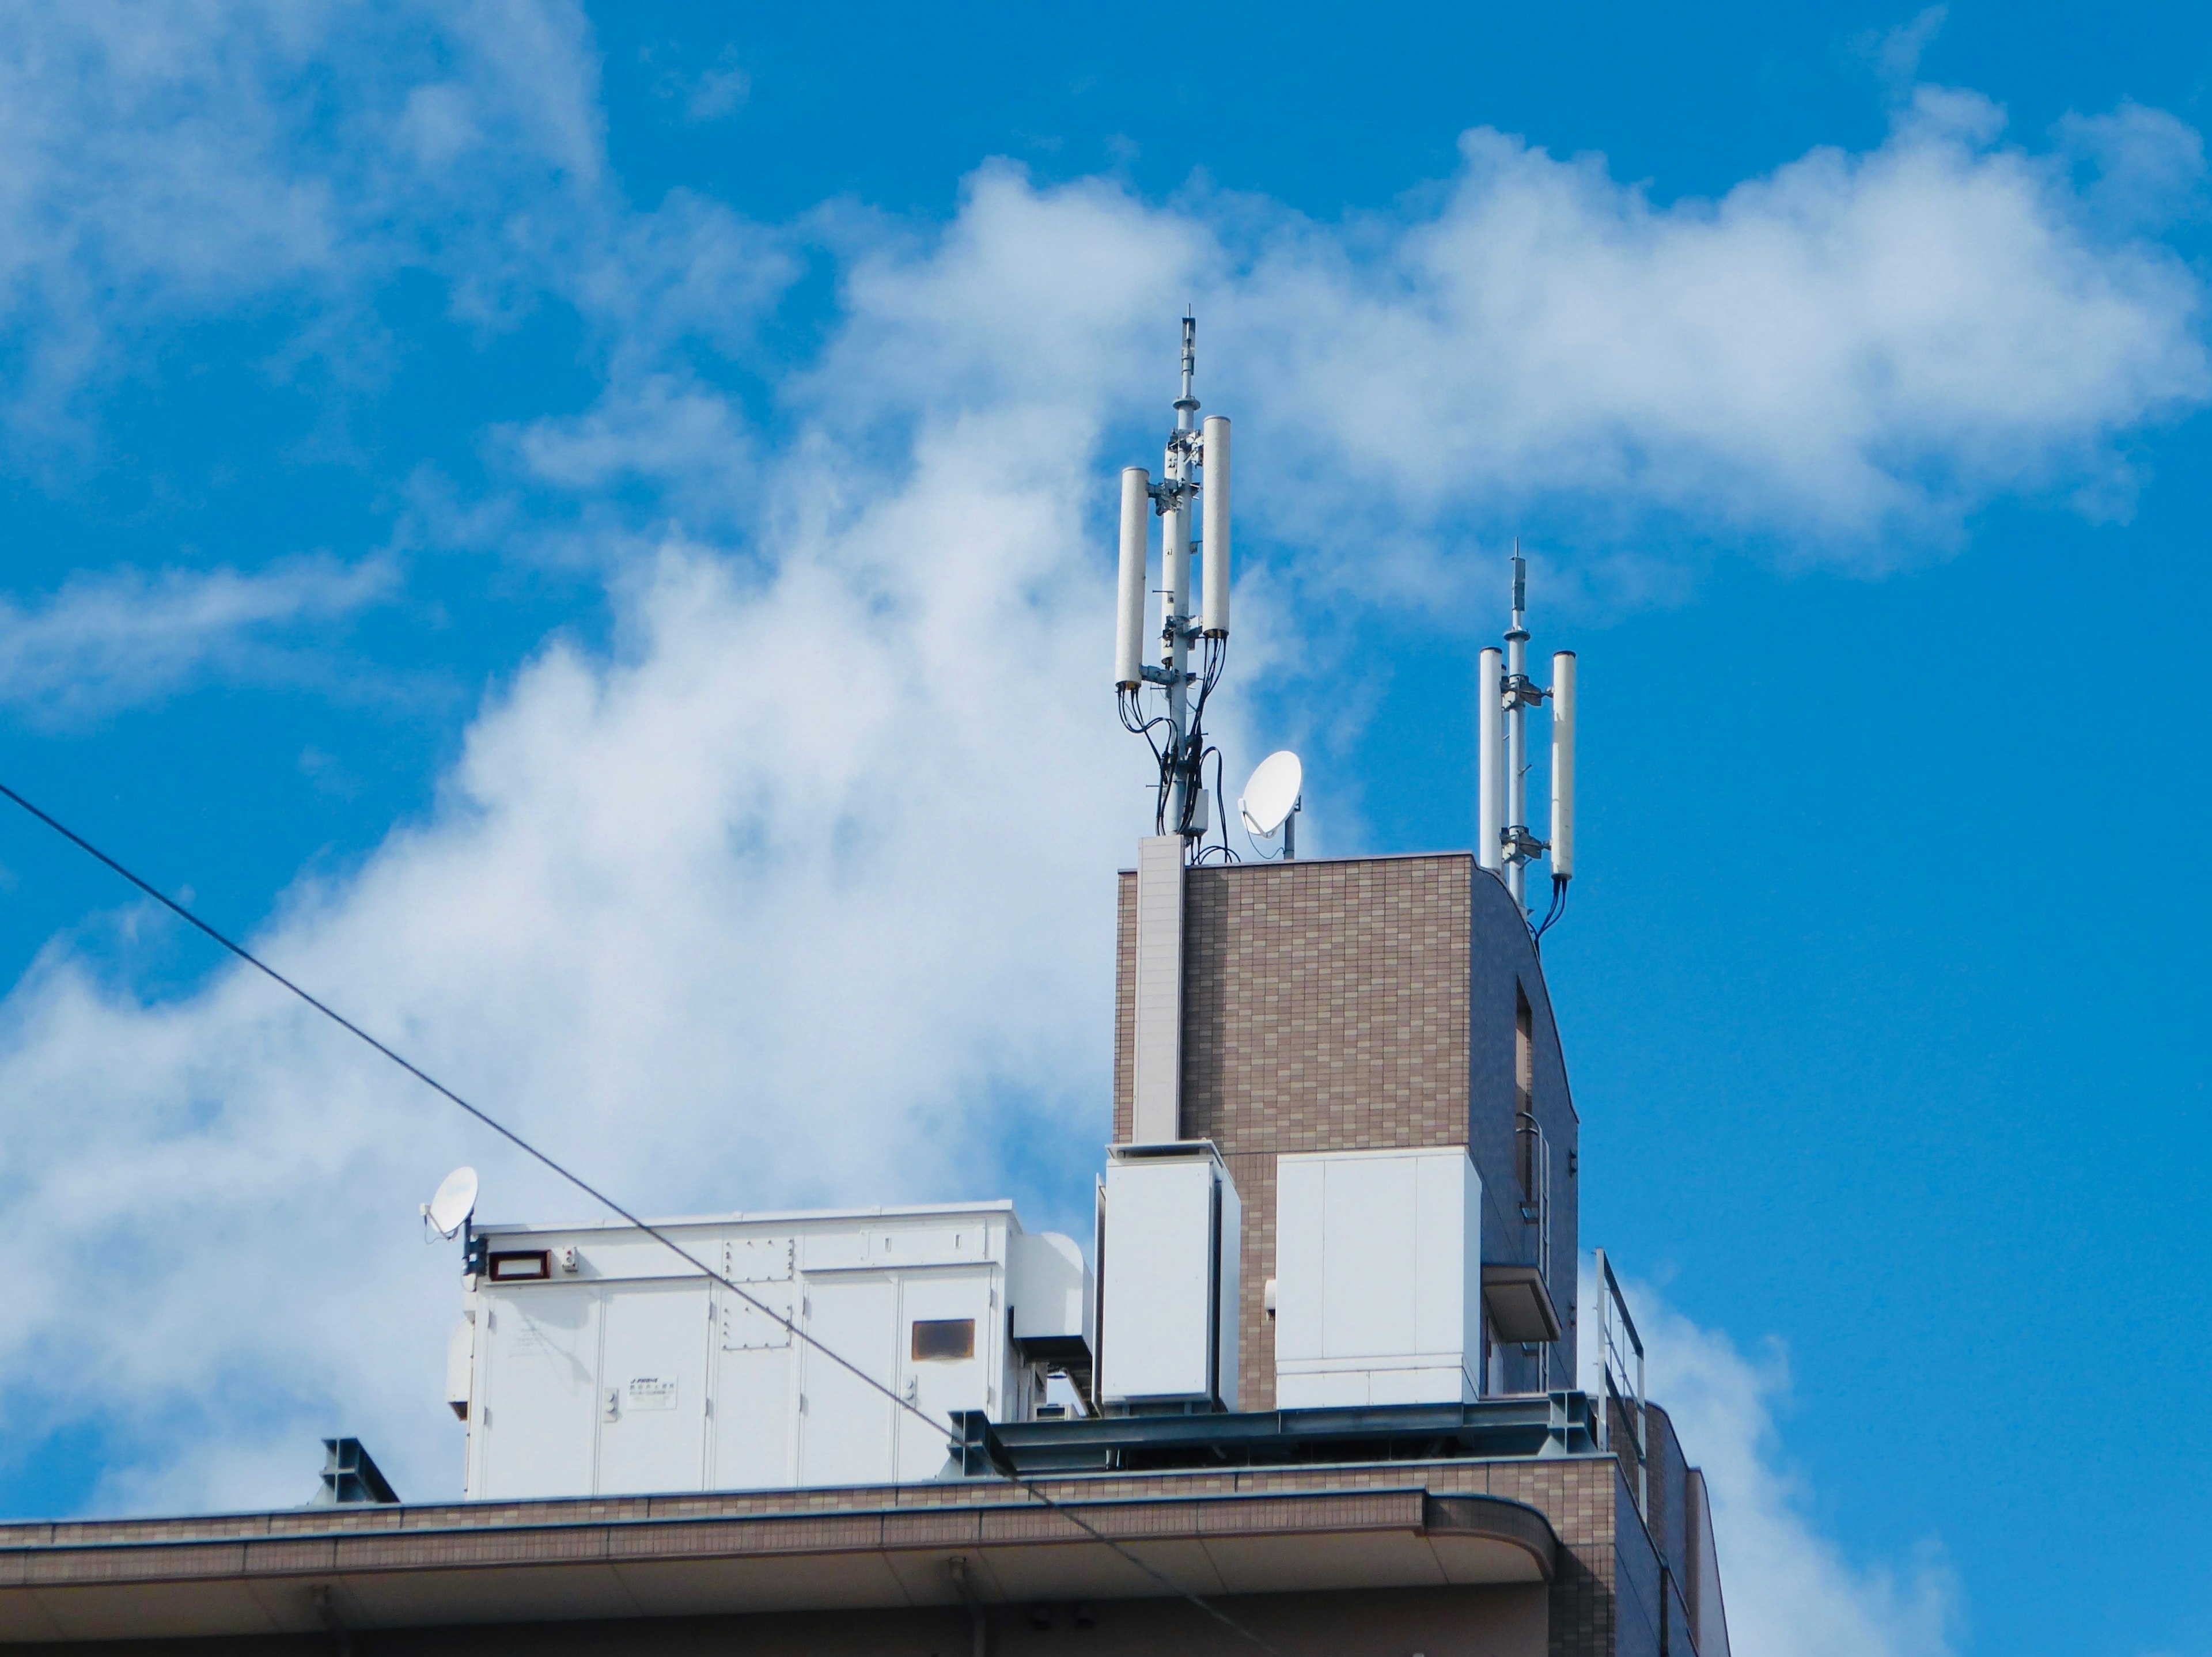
[1238,750,1303,858]
[423,1165,479,1242]
[1113,314,1231,860]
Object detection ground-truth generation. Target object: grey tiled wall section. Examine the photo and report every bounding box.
[1112,854,1581,1410]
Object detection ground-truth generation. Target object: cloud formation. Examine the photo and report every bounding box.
[1224,89,2204,563]
[0,556,395,723]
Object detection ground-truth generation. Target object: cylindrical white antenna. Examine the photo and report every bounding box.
[1550,650,1575,881]
[1505,549,1528,911]
[1115,467,1150,689]
[1200,415,1230,638]
[1477,646,1503,874]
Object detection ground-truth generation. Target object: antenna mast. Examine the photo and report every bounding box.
[1483,547,1577,932]
[1113,316,1231,860]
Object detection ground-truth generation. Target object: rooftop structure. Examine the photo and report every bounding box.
[0,323,1729,1657]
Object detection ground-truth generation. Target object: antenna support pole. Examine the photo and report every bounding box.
[1156,317,1207,845]
[1115,314,1227,858]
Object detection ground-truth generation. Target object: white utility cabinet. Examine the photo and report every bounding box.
[1273,1145,1482,1406]
[1097,1143,1241,1411]
[452,1202,1093,1501]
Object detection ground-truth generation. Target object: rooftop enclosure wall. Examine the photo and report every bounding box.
[1113,853,1580,1409]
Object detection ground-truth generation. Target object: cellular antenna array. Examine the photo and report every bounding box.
[1478,544,1576,936]
[1115,314,1231,858]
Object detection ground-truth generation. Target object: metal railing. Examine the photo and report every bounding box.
[1593,1248,1647,1518]
[1512,1112,1555,1388]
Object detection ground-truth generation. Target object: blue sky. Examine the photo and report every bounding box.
[0,4,2206,1655]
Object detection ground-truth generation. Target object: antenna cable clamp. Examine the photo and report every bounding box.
[1502,825,1549,864]
[1502,673,1550,711]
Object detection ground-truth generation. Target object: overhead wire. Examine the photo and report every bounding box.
[0,777,1291,1657]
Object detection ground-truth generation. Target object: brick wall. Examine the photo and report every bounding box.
[1112,854,1581,1409]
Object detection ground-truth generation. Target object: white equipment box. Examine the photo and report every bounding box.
[1273,1145,1482,1406]
[450,1201,1092,1500]
[1096,1143,1241,1411]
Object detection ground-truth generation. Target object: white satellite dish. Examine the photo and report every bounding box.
[423,1166,479,1241]
[1239,750,1304,842]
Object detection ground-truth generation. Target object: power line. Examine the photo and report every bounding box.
[0,778,1289,1657]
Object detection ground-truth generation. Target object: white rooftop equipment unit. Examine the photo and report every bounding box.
[1096,1143,1241,1413]
[445,1199,1093,1501]
[1271,1146,1482,1407]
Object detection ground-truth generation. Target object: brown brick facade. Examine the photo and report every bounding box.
[1112,854,1581,1409]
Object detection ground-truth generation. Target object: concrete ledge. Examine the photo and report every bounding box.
[0,1478,1558,1643]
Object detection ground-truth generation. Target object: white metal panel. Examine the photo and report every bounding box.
[1413,1151,1478,1356]
[894,1268,995,1481]
[1008,1231,1090,1344]
[1276,1368,1368,1408]
[1273,1158,1325,1364]
[870,1223,989,1266]
[712,1349,794,1489]
[1100,1157,1215,1402]
[1461,1154,1483,1368]
[1130,836,1185,1144]
[1273,1147,1481,1407]
[495,1231,703,1283]
[1214,1169,1241,1411]
[721,1279,794,1351]
[707,1274,796,1495]
[475,1284,599,1501]
[1370,1364,1475,1405]
[800,1228,870,1272]
[726,1237,793,1283]
[797,1274,898,1487]
[446,1318,474,1417]
[596,1282,711,1496]
[1320,1154,1418,1360]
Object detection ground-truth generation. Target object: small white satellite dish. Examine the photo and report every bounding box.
[1239,750,1304,838]
[423,1166,479,1241]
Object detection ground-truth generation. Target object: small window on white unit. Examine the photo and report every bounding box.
[911,1318,976,1362]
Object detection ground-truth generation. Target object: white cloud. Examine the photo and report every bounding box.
[0,555,396,723]
[1221,90,2205,568]
[1633,1286,1960,1657]
[508,372,753,499]
[1857,7,1950,95]
[0,1,628,437]
[683,47,751,123]
[2059,100,2208,233]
